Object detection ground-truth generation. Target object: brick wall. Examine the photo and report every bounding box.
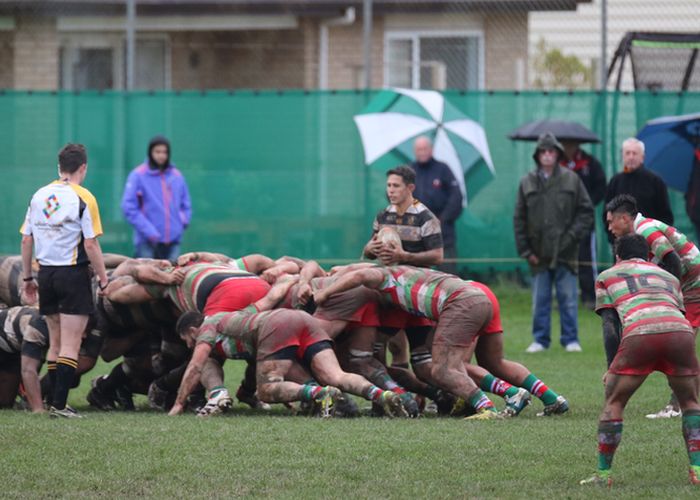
[0,32,13,88]
[13,16,59,90]
[171,29,307,90]
[484,11,528,90]
[326,15,384,89]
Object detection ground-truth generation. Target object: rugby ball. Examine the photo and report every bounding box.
[377,227,403,248]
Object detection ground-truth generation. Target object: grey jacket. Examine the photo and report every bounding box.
[513,165,594,274]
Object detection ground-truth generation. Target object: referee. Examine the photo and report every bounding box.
[20,143,108,418]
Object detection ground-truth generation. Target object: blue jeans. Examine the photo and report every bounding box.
[134,241,180,261]
[531,265,579,348]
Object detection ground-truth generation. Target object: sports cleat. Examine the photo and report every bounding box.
[399,393,420,418]
[537,395,569,417]
[689,467,700,485]
[236,385,272,411]
[501,388,532,417]
[449,397,476,418]
[434,389,456,416]
[313,386,342,418]
[579,473,612,488]
[148,382,171,411]
[197,388,233,417]
[114,385,135,411]
[464,408,502,421]
[49,405,83,419]
[333,393,360,418]
[645,404,681,419]
[86,376,116,411]
[378,391,408,418]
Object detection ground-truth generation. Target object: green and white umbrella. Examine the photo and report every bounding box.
[353,88,494,204]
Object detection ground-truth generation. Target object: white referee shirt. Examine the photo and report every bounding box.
[20,180,103,266]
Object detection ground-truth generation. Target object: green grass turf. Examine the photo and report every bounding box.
[2,284,699,498]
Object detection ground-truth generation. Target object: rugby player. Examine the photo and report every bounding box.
[606,194,700,418]
[581,234,700,486]
[169,279,406,418]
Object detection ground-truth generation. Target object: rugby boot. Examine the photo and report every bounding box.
[464,408,502,421]
[197,387,233,417]
[333,393,360,418]
[313,386,342,418]
[147,381,171,411]
[378,391,408,418]
[86,376,116,411]
[501,388,532,417]
[645,403,681,419]
[49,405,83,419]
[399,393,420,418]
[114,385,135,411]
[536,395,569,417]
[450,397,476,418]
[579,472,612,488]
[434,389,456,416]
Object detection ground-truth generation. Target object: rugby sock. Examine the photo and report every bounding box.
[42,369,55,406]
[682,410,700,469]
[52,357,78,410]
[370,368,405,394]
[480,373,519,398]
[365,385,386,402]
[468,389,496,412]
[597,419,623,476]
[521,374,559,405]
[299,384,323,401]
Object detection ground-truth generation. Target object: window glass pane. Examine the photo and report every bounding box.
[420,37,479,90]
[72,48,114,90]
[386,38,413,88]
[129,39,166,90]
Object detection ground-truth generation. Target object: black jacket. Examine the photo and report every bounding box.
[604,167,674,242]
[560,149,606,207]
[411,158,463,246]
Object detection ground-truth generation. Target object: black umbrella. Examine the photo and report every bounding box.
[508,119,600,143]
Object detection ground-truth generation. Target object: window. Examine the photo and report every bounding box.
[60,35,169,90]
[385,32,483,90]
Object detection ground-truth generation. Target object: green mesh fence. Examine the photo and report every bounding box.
[2,90,700,273]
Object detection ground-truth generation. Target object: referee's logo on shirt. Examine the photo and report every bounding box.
[42,194,60,219]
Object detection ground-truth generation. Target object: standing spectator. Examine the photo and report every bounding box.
[514,133,594,353]
[603,137,673,243]
[411,136,463,275]
[121,136,192,260]
[560,140,607,309]
[20,143,109,418]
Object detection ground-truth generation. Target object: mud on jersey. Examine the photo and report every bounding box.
[595,258,692,338]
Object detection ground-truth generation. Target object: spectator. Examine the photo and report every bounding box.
[513,133,594,353]
[411,136,463,275]
[603,137,673,243]
[121,136,192,260]
[560,140,607,309]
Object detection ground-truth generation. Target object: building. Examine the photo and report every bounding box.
[0,0,591,91]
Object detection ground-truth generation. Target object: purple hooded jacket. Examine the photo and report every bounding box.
[121,137,192,246]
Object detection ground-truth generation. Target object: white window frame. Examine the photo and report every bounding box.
[59,33,171,90]
[383,30,485,90]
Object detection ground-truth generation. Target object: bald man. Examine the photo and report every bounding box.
[411,136,463,276]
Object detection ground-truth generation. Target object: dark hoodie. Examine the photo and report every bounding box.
[513,133,594,273]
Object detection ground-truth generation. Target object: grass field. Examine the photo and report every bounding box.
[2,284,699,498]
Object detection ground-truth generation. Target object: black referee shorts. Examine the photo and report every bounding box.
[38,264,94,316]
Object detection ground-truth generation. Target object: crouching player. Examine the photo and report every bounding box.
[581,234,700,487]
[170,304,407,418]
